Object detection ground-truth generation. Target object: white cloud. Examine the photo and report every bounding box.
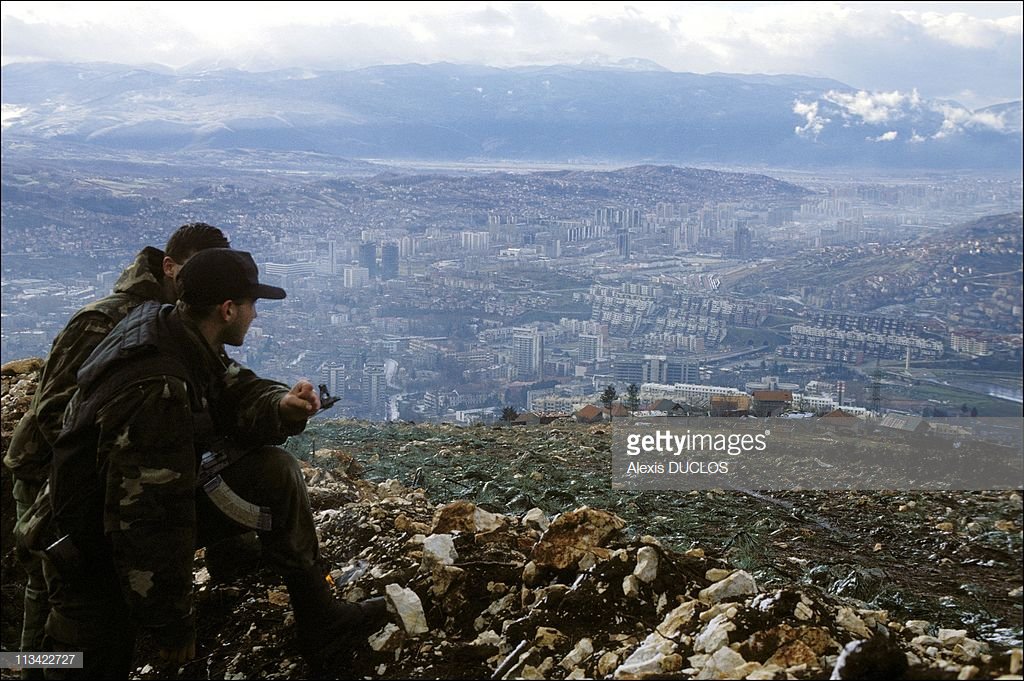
[789,85,1016,143]
[1,104,29,128]
[793,100,829,139]
[896,10,1022,49]
[931,102,1007,138]
[1,2,1021,106]
[824,89,921,124]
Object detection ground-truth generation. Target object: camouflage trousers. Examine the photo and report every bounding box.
[13,478,48,681]
[42,446,319,680]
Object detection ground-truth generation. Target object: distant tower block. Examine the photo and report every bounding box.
[905,346,911,373]
[363,361,387,416]
[380,242,399,280]
[358,242,378,279]
[512,327,544,381]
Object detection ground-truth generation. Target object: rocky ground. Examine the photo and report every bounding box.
[2,360,1022,680]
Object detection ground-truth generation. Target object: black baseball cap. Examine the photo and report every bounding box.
[178,248,286,305]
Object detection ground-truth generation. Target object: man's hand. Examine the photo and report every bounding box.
[158,637,196,665]
[279,380,320,421]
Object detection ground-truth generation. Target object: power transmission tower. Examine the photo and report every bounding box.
[869,354,883,415]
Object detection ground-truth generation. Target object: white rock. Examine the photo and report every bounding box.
[385,583,429,636]
[522,560,540,587]
[422,534,458,568]
[523,507,550,532]
[535,626,567,649]
[698,570,757,605]
[911,635,943,648]
[794,602,814,621]
[694,613,735,654]
[957,665,979,680]
[634,546,659,583]
[1010,648,1022,675]
[699,603,734,623]
[938,629,968,647]
[429,565,464,597]
[474,507,506,532]
[623,574,641,599]
[731,662,765,678]
[598,652,620,677]
[696,646,747,680]
[836,607,872,639]
[471,630,503,647]
[560,638,594,670]
[905,620,931,636]
[953,638,987,661]
[613,632,678,678]
[656,600,697,639]
[368,623,403,652]
[688,653,709,669]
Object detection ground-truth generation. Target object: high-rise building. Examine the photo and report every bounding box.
[343,266,370,288]
[616,230,631,259]
[578,334,603,363]
[363,361,387,418]
[358,242,378,279]
[315,240,337,275]
[733,225,753,258]
[512,327,544,381]
[380,242,399,280]
[461,231,490,251]
[320,362,346,397]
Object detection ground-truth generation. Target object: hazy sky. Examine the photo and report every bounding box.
[2,1,1021,109]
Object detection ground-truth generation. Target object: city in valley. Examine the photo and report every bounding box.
[3,146,1021,423]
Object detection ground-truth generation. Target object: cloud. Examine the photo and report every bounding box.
[2,2,1021,107]
[824,89,922,125]
[868,130,898,142]
[792,87,1015,142]
[2,103,29,128]
[793,100,829,140]
[896,10,1022,49]
[931,103,1008,138]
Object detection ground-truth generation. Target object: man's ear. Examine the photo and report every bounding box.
[162,256,180,280]
[217,300,234,322]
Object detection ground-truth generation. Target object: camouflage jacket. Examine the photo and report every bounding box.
[4,247,171,482]
[49,301,305,646]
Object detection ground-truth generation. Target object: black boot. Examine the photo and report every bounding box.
[285,568,389,674]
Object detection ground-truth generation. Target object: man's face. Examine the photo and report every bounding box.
[223,299,257,347]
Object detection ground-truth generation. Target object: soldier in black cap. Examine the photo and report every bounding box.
[43,249,387,679]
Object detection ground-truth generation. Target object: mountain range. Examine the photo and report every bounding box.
[2,61,1021,169]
